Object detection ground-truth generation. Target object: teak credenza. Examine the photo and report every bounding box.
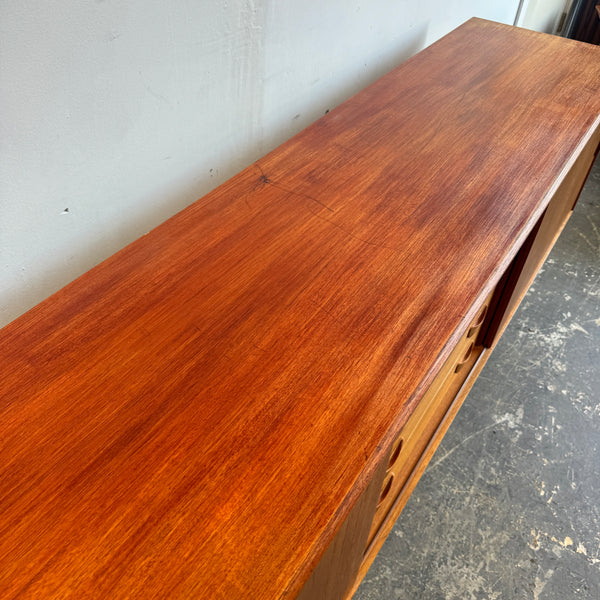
[1,18,600,600]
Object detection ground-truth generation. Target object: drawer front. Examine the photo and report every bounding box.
[365,289,494,549]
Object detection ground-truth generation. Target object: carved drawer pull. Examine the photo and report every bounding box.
[377,473,394,507]
[454,341,474,373]
[387,439,403,469]
[467,304,488,338]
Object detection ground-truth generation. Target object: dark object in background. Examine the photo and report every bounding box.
[563,0,600,44]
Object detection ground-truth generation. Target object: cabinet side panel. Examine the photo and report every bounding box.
[485,124,600,347]
[296,456,389,600]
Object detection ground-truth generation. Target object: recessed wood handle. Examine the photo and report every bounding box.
[387,439,403,469]
[377,473,394,507]
[467,304,488,338]
[454,341,474,373]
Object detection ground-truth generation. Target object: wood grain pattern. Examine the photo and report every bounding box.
[296,451,388,600]
[485,124,600,347]
[355,288,499,591]
[351,347,493,598]
[1,19,600,599]
[364,288,495,552]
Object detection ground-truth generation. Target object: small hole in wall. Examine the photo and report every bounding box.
[61,208,69,214]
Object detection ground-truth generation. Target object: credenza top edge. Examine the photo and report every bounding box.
[1,18,600,599]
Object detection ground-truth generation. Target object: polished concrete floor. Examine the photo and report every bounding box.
[355,153,600,600]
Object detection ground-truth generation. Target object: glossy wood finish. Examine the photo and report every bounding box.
[296,455,388,600]
[485,125,600,347]
[364,289,495,552]
[350,344,495,599]
[2,19,600,600]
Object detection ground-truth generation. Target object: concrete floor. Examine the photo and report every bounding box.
[355,153,600,600]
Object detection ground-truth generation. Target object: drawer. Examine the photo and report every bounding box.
[365,288,494,549]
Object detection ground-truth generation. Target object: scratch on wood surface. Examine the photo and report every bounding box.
[251,163,400,251]
[309,298,344,325]
[254,162,335,213]
[312,212,398,251]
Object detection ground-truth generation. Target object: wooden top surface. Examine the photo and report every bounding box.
[2,19,600,599]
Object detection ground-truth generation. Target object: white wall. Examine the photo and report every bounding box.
[1,1,521,327]
[516,0,569,33]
